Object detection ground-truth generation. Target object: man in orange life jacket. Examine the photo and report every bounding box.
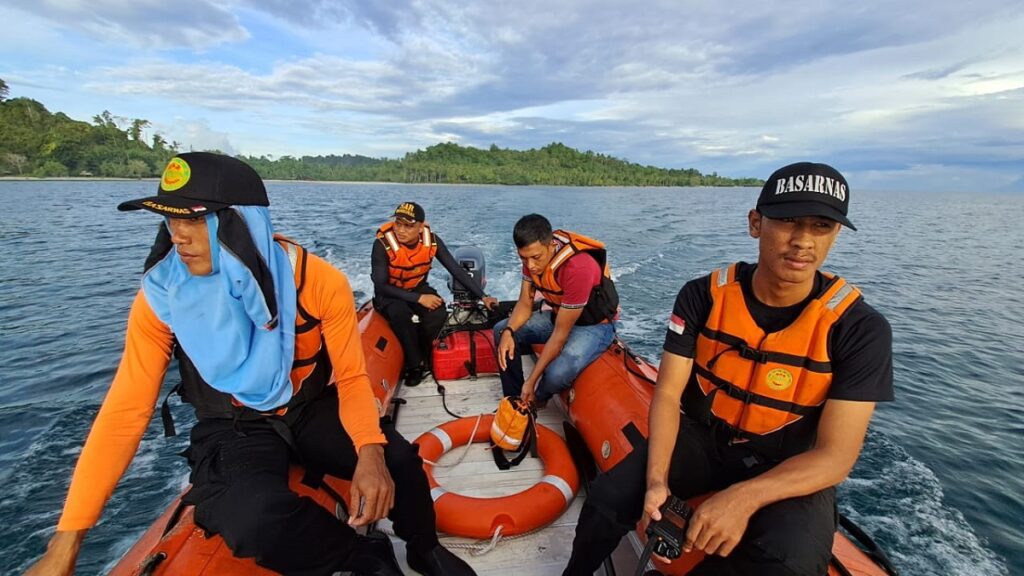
[563,163,894,576]
[25,154,476,576]
[372,202,497,386]
[494,214,619,408]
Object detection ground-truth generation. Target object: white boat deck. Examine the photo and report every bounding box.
[377,367,641,576]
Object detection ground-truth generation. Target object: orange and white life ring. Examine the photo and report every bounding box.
[414,414,580,539]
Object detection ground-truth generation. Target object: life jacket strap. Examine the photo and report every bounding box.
[701,327,832,373]
[737,344,769,363]
[695,365,818,417]
[160,384,180,438]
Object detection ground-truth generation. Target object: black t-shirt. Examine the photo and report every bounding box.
[663,262,894,459]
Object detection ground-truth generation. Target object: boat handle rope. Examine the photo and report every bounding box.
[420,413,486,469]
[378,522,553,557]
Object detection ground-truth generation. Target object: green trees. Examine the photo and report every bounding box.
[129,119,150,142]
[238,142,760,186]
[338,142,760,186]
[0,98,169,178]
[35,160,70,177]
[0,78,8,102]
[3,153,27,175]
[0,92,761,187]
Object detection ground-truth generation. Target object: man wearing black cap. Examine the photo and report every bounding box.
[563,162,894,576]
[26,153,477,576]
[372,202,497,386]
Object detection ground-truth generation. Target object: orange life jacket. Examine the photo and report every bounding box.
[172,235,332,426]
[529,230,619,326]
[276,236,332,403]
[376,221,437,290]
[688,263,861,449]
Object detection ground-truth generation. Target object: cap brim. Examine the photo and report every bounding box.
[394,215,419,223]
[758,202,856,230]
[118,195,230,218]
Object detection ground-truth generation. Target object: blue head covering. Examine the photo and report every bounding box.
[142,206,297,411]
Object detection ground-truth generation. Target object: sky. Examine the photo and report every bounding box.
[1,0,1022,192]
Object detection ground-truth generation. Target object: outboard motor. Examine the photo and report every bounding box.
[435,245,498,380]
[448,245,486,308]
[442,245,491,334]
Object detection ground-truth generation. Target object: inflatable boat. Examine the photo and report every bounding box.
[109,301,896,576]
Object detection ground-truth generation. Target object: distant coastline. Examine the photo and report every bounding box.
[1,94,762,187]
[0,176,757,188]
[0,176,158,182]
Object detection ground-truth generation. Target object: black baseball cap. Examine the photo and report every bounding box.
[394,201,425,223]
[118,152,269,218]
[756,162,855,230]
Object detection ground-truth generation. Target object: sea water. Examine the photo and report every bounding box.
[1,181,1021,575]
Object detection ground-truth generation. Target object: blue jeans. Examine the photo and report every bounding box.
[493,311,615,402]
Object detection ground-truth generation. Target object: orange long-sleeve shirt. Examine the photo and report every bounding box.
[58,252,385,531]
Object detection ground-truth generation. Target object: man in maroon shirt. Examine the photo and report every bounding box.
[494,214,618,407]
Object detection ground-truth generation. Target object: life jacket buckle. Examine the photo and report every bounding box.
[738,346,768,363]
[735,387,755,404]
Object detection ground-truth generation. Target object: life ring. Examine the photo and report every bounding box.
[414,414,580,539]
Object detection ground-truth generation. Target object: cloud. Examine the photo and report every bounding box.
[902,58,984,81]
[4,0,1024,190]
[5,0,248,50]
[852,162,1024,193]
[153,118,237,155]
[241,0,421,37]
[88,48,492,118]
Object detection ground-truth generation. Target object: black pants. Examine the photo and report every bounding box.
[564,418,837,576]
[375,283,447,370]
[183,392,438,576]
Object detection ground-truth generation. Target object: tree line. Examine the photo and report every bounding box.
[0,87,177,178]
[0,80,761,187]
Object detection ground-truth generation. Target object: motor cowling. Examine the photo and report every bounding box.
[448,245,486,306]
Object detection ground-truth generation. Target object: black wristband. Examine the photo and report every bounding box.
[503,326,516,338]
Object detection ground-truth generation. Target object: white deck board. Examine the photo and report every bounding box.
[378,363,632,576]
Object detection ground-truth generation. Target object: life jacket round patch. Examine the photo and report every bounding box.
[766,368,793,391]
[161,157,191,192]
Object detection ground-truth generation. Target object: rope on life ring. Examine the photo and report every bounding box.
[414,414,580,539]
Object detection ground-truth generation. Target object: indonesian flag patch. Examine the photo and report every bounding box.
[668,313,686,335]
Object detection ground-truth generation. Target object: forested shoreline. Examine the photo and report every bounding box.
[0,81,760,187]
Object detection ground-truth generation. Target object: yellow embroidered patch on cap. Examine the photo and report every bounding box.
[396,202,417,218]
[765,368,794,391]
[161,157,191,192]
